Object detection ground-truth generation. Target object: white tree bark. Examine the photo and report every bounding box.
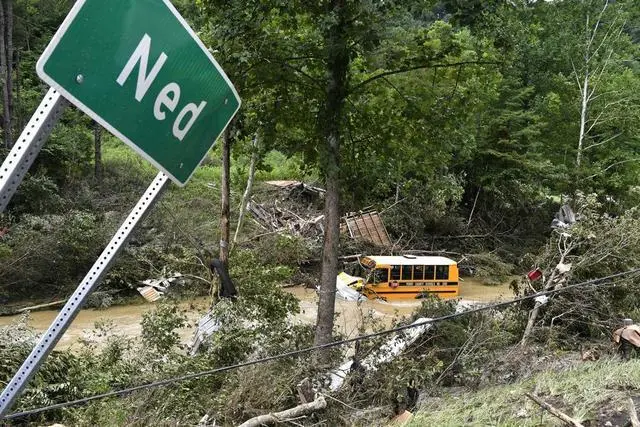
[574,1,624,169]
[233,134,260,245]
[238,396,327,427]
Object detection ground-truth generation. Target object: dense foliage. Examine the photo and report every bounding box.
[2,0,640,425]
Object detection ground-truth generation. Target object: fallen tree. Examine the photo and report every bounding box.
[238,396,327,427]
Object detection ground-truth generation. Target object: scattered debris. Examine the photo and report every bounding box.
[388,410,413,426]
[247,200,325,238]
[328,317,433,391]
[556,262,572,274]
[0,313,39,347]
[580,345,600,362]
[265,180,326,198]
[188,260,238,355]
[342,209,392,247]
[527,268,542,282]
[613,319,640,359]
[297,377,315,404]
[136,272,183,302]
[534,295,549,306]
[137,286,164,302]
[551,204,577,229]
[189,311,221,356]
[335,272,366,302]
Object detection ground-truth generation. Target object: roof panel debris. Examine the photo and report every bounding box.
[343,210,391,247]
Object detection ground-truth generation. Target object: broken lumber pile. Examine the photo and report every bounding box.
[247,200,325,238]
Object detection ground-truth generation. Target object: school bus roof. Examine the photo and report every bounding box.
[361,255,456,267]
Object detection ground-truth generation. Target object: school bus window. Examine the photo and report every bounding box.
[436,265,449,280]
[391,265,401,280]
[414,265,425,280]
[401,265,412,280]
[425,265,435,280]
[373,268,387,283]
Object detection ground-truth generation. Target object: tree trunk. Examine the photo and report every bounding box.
[233,133,259,246]
[219,125,232,268]
[0,0,10,148]
[14,49,20,130]
[521,252,566,346]
[576,62,588,169]
[94,122,103,182]
[314,0,349,349]
[5,0,12,147]
[238,396,327,427]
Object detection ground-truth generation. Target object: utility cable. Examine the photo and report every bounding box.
[4,267,640,420]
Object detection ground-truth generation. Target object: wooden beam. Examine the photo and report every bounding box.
[525,393,584,427]
[238,396,327,427]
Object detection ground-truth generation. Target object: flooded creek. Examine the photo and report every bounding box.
[0,278,514,349]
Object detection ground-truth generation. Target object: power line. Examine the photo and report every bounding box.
[4,267,640,420]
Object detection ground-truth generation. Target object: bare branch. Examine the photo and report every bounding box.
[584,132,622,151]
[571,59,583,93]
[281,62,323,88]
[587,1,609,51]
[584,158,640,180]
[525,393,584,426]
[349,61,499,93]
[585,110,605,135]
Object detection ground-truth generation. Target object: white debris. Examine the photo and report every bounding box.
[534,295,549,305]
[335,272,367,302]
[189,311,222,356]
[556,263,572,274]
[328,317,433,391]
[136,272,184,302]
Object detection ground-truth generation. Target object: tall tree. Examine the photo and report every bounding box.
[93,122,103,182]
[219,126,232,268]
[198,0,494,348]
[0,0,12,148]
[314,0,349,348]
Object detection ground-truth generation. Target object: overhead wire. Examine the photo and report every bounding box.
[4,267,640,420]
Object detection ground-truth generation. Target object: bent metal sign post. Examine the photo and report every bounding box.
[37,0,240,185]
[0,0,240,419]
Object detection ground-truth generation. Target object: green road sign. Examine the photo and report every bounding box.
[36,0,240,185]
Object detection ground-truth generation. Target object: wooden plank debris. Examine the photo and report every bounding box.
[265,180,326,197]
[343,209,391,247]
[136,272,184,302]
[247,200,325,239]
[136,286,163,302]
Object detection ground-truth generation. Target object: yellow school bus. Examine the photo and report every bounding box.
[358,255,459,300]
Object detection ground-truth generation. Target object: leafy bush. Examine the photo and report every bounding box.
[140,303,187,353]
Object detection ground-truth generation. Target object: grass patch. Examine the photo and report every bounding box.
[411,357,640,426]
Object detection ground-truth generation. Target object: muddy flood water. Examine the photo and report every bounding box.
[0,278,514,350]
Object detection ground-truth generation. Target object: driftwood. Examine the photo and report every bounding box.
[525,393,584,427]
[238,396,327,427]
[247,200,325,239]
[629,398,640,427]
[1,300,66,316]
